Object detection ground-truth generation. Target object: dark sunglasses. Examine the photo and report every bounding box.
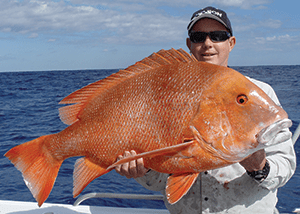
[189,31,231,43]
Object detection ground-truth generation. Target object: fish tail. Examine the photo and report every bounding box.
[4,135,63,207]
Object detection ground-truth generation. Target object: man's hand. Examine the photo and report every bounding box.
[241,119,292,172]
[240,149,266,172]
[115,150,148,178]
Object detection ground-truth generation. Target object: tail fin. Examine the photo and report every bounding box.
[4,135,63,206]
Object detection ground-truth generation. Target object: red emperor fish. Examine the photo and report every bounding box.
[5,48,292,206]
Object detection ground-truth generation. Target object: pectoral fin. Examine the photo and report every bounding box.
[107,141,195,170]
[166,173,199,204]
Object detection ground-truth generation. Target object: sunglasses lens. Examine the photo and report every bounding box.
[210,31,230,42]
[189,31,230,43]
[190,32,207,43]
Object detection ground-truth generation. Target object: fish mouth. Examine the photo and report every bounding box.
[191,118,292,162]
[256,118,292,145]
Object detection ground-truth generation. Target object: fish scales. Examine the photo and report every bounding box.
[62,63,201,158]
[5,48,290,206]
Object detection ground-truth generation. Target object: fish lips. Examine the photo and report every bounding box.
[227,118,292,162]
[192,118,293,162]
[256,118,292,146]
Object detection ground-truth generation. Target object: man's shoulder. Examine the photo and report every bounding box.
[245,76,272,91]
[245,76,280,106]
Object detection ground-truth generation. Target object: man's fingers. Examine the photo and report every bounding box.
[115,154,124,175]
[121,151,130,177]
[128,150,138,178]
[114,150,148,178]
[136,155,148,176]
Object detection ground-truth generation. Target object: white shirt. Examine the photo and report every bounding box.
[135,77,296,214]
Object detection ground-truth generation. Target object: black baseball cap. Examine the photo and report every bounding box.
[187,6,233,36]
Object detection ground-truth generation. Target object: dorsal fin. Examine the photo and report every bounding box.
[59,48,196,125]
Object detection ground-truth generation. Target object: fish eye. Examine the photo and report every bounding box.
[237,94,248,105]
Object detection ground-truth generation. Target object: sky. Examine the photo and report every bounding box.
[0,0,300,72]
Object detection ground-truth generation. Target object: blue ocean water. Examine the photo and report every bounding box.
[0,66,299,213]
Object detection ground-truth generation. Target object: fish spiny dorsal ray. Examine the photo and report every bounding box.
[58,48,196,125]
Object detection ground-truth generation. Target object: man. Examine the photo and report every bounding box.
[115,6,296,213]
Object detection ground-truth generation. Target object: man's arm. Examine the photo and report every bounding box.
[240,149,266,172]
[241,77,296,188]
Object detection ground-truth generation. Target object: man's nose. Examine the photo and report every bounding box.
[203,35,213,47]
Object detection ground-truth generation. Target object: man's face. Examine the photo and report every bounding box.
[186,18,236,67]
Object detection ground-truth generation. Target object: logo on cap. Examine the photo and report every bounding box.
[193,9,223,20]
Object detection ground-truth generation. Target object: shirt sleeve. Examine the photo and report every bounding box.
[262,137,296,189]
[247,77,296,190]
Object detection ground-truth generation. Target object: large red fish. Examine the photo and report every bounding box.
[5,48,291,206]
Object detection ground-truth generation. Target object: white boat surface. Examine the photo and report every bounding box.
[0,199,170,214]
[2,199,300,214]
